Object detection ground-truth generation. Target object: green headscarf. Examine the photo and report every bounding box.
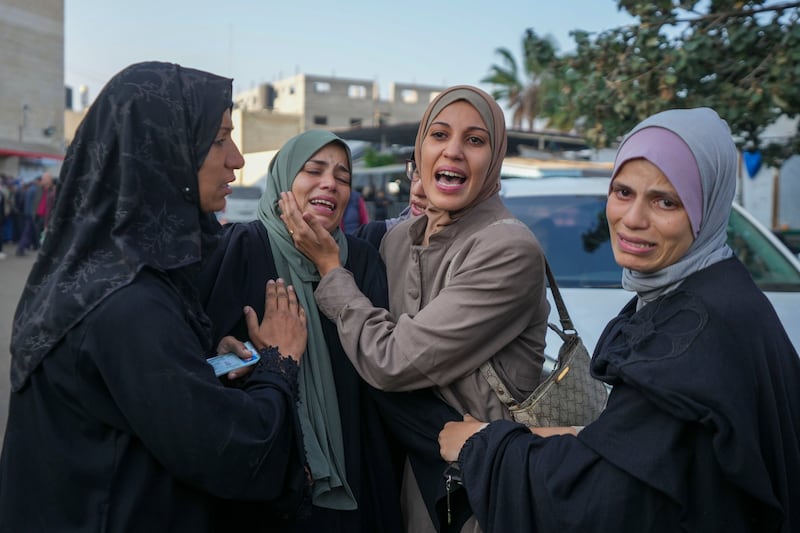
[257,130,354,510]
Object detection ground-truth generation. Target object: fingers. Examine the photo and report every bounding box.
[298,305,307,330]
[301,211,331,241]
[264,279,295,312]
[264,279,279,314]
[279,192,304,238]
[243,306,259,342]
[216,335,240,355]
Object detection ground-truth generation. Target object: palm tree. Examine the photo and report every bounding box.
[482,29,558,131]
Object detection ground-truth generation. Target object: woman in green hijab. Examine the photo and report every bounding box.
[200,130,459,531]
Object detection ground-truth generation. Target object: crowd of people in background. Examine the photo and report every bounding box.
[0,171,58,259]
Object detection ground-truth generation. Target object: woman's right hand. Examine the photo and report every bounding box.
[244,279,307,362]
[279,191,342,276]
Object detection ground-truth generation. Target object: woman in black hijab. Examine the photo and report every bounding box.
[0,61,308,532]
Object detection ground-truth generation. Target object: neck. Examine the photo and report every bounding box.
[423,206,452,245]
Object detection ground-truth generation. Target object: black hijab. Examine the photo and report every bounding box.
[10,61,232,391]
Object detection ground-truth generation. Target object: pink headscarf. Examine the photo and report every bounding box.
[612,126,703,237]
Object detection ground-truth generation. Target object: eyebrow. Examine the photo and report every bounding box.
[306,158,351,174]
[430,120,490,136]
[613,179,682,200]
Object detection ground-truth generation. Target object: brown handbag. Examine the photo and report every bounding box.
[480,259,608,427]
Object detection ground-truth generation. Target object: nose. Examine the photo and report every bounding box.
[411,174,426,198]
[620,198,649,229]
[227,143,245,170]
[442,138,464,160]
[318,169,338,190]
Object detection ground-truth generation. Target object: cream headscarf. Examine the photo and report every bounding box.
[414,85,507,224]
[256,130,355,510]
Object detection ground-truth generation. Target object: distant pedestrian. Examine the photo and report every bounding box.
[371,189,392,221]
[15,176,41,256]
[0,174,9,259]
[34,171,56,244]
[339,188,369,234]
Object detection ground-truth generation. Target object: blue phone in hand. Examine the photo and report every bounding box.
[206,341,260,377]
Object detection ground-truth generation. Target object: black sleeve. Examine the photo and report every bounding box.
[346,235,463,530]
[82,273,305,505]
[199,221,279,345]
[459,386,683,533]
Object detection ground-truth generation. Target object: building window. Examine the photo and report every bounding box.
[288,86,295,95]
[314,116,328,125]
[401,89,419,104]
[313,82,331,93]
[350,118,363,127]
[348,85,367,99]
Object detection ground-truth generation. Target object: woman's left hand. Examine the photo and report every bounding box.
[439,414,487,462]
[279,191,342,276]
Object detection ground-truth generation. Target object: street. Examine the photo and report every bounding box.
[0,245,36,449]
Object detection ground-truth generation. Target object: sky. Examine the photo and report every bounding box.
[64,0,636,107]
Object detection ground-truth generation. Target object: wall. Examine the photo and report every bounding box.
[0,0,65,170]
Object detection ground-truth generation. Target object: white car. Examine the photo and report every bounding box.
[216,185,262,224]
[499,176,800,366]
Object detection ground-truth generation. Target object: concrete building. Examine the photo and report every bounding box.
[0,0,65,180]
[231,73,446,185]
[235,74,444,132]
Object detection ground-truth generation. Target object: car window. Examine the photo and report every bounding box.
[504,194,800,292]
[503,195,621,288]
[728,209,800,291]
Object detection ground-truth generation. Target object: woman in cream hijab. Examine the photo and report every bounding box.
[283,86,550,532]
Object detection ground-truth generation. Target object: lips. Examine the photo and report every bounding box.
[309,198,336,212]
[617,233,655,254]
[434,168,467,193]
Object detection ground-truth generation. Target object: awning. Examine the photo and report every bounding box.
[0,147,64,161]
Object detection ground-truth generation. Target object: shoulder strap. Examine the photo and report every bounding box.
[444,217,574,330]
[468,220,578,408]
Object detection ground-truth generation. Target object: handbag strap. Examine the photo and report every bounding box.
[451,219,579,409]
[544,260,575,333]
[444,217,575,332]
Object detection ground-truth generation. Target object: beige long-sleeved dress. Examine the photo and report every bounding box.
[315,194,550,531]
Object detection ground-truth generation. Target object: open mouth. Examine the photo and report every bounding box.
[435,170,466,191]
[309,198,336,212]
